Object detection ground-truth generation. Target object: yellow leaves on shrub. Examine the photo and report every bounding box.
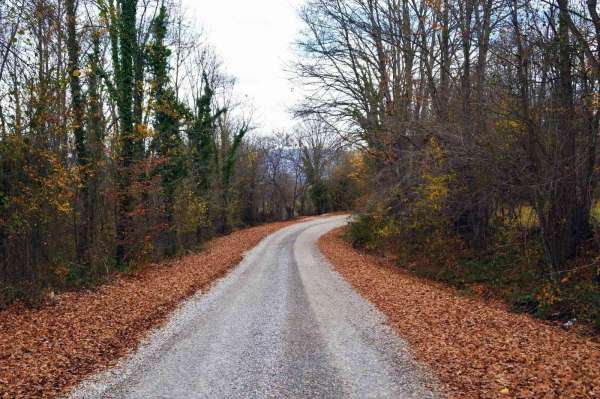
[536,282,561,307]
[420,173,450,212]
[40,151,73,215]
[1,141,73,236]
[348,152,367,179]
[135,123,152,140]
[408,137,452,236]
[320,229,600,399]
[375,218,400,240]
[174,184,209,236]
[497,119,522,130]
[347,152,369,193]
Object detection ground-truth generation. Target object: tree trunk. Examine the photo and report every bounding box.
[66,0,89,268]
[116,0,138,266]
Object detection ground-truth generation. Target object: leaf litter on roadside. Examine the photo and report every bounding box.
[0,219,300,398]
[319,227,600,399]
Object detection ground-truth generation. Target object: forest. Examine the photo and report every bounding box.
[2,0,600,333]
[2,1,600,398]
[0,0,358,307]
[296,0,600,331]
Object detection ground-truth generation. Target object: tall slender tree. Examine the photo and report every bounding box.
[148,3,187,255]
[66,0,90,266]
[115,0,139,265]
[85,31,106,268]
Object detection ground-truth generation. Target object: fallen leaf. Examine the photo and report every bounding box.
[319,227,600,399]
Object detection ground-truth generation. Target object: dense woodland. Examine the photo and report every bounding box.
[0,0,358,306]
[295,0,600,330]
[3,0,600,332]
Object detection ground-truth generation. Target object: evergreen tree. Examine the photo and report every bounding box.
[219,122,249,232]
[188,75,224,195]
[148,4,187,255]
[115,0,141,265]
[186,75,227,238]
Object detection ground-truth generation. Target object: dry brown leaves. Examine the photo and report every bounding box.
[0,219,300,398]
[319,227,600,399]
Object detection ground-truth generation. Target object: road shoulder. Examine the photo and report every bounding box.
[0,219,300,398]
[319,227,600,398]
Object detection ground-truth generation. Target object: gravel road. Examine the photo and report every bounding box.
[70,215,439,399]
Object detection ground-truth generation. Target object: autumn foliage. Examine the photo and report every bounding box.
[0,219,298,398]
[0,0,356,307]
[320,228,600,398]
[297,0,600,332]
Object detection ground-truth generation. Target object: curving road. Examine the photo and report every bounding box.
[70,215,439,399]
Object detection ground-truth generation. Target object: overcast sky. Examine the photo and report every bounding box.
[182,0,305,134]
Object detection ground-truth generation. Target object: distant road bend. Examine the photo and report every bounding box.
[71,215,439,399]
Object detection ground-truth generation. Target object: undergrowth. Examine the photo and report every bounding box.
[346,212,600,335]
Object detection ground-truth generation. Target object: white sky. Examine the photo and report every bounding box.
[182,0,306,134]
